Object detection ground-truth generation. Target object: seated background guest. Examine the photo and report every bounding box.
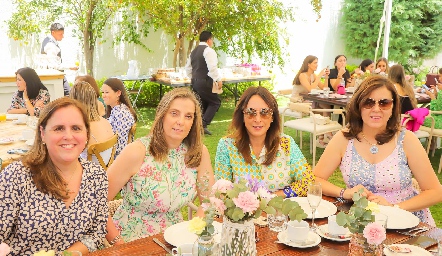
[7,67,50,117]
[0,98,108,255]
[358,59,375,73]
[388,64,417,114]
[292,55,329,98]
[75,75,106,117]
[101,78,137,157]
[314,76,442,226]
[106,88,214,243]
[376,57,389,74]
[292,55,332,147]
[70,81,115,165]
[215,86,314,197]
[328,54,353,91]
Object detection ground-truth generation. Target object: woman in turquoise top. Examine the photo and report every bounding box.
[106,88,214,244]
[215,86,314,197]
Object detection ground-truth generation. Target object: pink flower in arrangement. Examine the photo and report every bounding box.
[363,222,386,245]
[213,179,234,193]
[0,243,10,256]
[232,191,260,214]
[210,197,227,213]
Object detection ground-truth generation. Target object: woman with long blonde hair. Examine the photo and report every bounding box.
[105,87,214,244]
[388,64,417,113]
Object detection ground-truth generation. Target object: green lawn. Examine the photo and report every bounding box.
[133,96,442,227]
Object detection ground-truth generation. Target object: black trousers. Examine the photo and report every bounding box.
[191,78,221,127]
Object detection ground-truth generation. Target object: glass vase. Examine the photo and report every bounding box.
[218,218,256,256]
[194,234,215,256]
[348,233,382,256]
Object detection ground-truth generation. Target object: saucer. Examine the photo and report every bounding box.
[277,230,321,248]
[316,224,351,242]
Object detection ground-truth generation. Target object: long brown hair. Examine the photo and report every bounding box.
[103,78,138,121]
[229,86,281,165]
[149,87,203,168]
[22,98,90,200]
[293,55,317,85]
[376,57,389,73]
[70,81,101,122]
[343,76,400,144]
[388,64,417,109]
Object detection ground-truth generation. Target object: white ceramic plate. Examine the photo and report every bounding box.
[163,221,222,247]
[0,138,15,145]
[383,244,432,256]
[378,205,419,229]
[277,230,321,248]
[316,224,351,242]
[288,197,337,219]
[6,114,27,120]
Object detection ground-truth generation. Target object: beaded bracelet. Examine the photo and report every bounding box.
[109,235,122,246]
[338,188,345,200]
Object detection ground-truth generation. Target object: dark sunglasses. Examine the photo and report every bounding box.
[243,108,273,119]
[362,98,394,110]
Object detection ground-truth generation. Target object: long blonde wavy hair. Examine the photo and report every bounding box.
[149,87,203,168]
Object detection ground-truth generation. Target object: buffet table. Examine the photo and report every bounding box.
[0,69,64,112]
[89,196,441,255]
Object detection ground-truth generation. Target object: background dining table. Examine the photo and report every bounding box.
[0,119,33,169]
[90,196,442,256]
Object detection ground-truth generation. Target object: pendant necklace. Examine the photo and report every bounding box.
[361,132,379,154]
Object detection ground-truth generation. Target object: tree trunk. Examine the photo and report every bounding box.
[83,1,96,76]
[173,36,181,68]
[178,36,186,67]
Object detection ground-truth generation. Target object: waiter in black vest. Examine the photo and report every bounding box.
[41,23,78,96]
[185,31,222,135]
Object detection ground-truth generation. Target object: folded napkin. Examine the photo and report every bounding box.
[402,108,429,132]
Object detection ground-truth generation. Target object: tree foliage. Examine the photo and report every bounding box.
[342,0,442,72]
[121,0,322,67]
[6,0,122,76]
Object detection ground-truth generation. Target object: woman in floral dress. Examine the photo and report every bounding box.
[314,76,442,225]
[106,88,214,243]
[101,78,137,158]
[7,67,50,117]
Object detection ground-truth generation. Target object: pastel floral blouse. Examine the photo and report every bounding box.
[112,137,197,242]
[215,134,315,196]
[108,103,135,157]
[7,89,50,117]
[0,158,108,255]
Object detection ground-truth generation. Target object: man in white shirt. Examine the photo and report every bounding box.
[41,23,78,96]
[185,31,222,135]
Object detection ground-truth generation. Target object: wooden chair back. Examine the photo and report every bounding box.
[87,134,118,170]
[128,123,137,144]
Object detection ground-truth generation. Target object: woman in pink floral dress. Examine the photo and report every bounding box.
[105,88,214,244]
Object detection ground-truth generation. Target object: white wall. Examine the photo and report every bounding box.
[1,0,441,89]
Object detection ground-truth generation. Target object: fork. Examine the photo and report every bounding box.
[396,227,429,236]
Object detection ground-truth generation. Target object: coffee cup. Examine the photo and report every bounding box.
[22,129,35,140]
[172,243,195,256]
[328,215,348,235]
[286,220,309,242]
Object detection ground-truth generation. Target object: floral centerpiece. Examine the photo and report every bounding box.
[336,189,386,256]
[189,175,306,255]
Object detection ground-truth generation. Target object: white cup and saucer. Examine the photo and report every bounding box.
[316,215,351,241]
[277,220,321,248]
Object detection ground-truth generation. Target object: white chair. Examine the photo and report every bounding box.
[277,89,305,132]
[416,111,442,173]
[283,102,345,168]
[401,113,432,154]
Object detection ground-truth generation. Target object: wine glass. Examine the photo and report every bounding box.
[307,182,322,230]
